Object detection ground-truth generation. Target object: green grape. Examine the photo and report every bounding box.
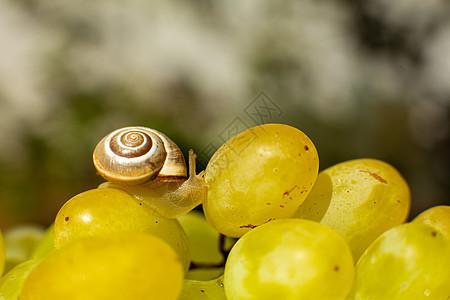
[179,277,226,300]
[30,224,55,260]
[224,219,354,300]
[347,222,450,300]
[53,188,190,271]
[0,259,41,300]
[204,124,319,238]
[186,268,225,281]
[178,211,235,280]
[413,205,450,239]
[295,158,410,260]
[20,232,184,300]
[3,225,45,273]
[0,230,4,276]
[178,211,223,265]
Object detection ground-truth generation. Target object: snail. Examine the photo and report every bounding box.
[93,126,207,218]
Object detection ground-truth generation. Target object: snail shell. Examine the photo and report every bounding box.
[93,126,187,185]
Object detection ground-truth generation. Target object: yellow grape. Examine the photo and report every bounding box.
[3,225,45,273]
[178,211,230,280]
[53,188,190,271]
[348,222,450,299]
[186,268,225,281]
[0,259,41,300]
[296,158,410,260]
[30,224,55,260]
[179,277,226,300]
[0,230,4,276]
[224,219,354,300]
[20,232,184,300]
[178,211,223,265]
[204,124,319,238]
[413,205,450,239]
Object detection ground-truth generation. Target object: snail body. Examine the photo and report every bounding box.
[93,126,207,218]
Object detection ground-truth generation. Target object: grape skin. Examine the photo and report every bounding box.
[179,277,227,300]
[30,224,55,260]
[224,219,354,300]
[296,158,410,260]
[0,226,55,299]
[413,205,450,240]
[347,222,450,299]
[178,211,232,280]
[178,211,223,266]
[0,259,41,299]
[0,231,4,276]
[204,124,319,238]
[20,232,184,300]
[2,225,45,274]
[53,188,190,271]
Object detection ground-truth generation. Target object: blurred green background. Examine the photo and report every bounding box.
[0,0,449,229]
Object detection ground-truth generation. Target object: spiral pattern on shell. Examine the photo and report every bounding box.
[93,127,187,185]
[110,130,153,158]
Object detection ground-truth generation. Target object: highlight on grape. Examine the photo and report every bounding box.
[0,124,448,300]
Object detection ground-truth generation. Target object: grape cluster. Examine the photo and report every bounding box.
[0,123,449,300]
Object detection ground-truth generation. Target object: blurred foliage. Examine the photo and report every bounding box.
[0,0,449,228]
